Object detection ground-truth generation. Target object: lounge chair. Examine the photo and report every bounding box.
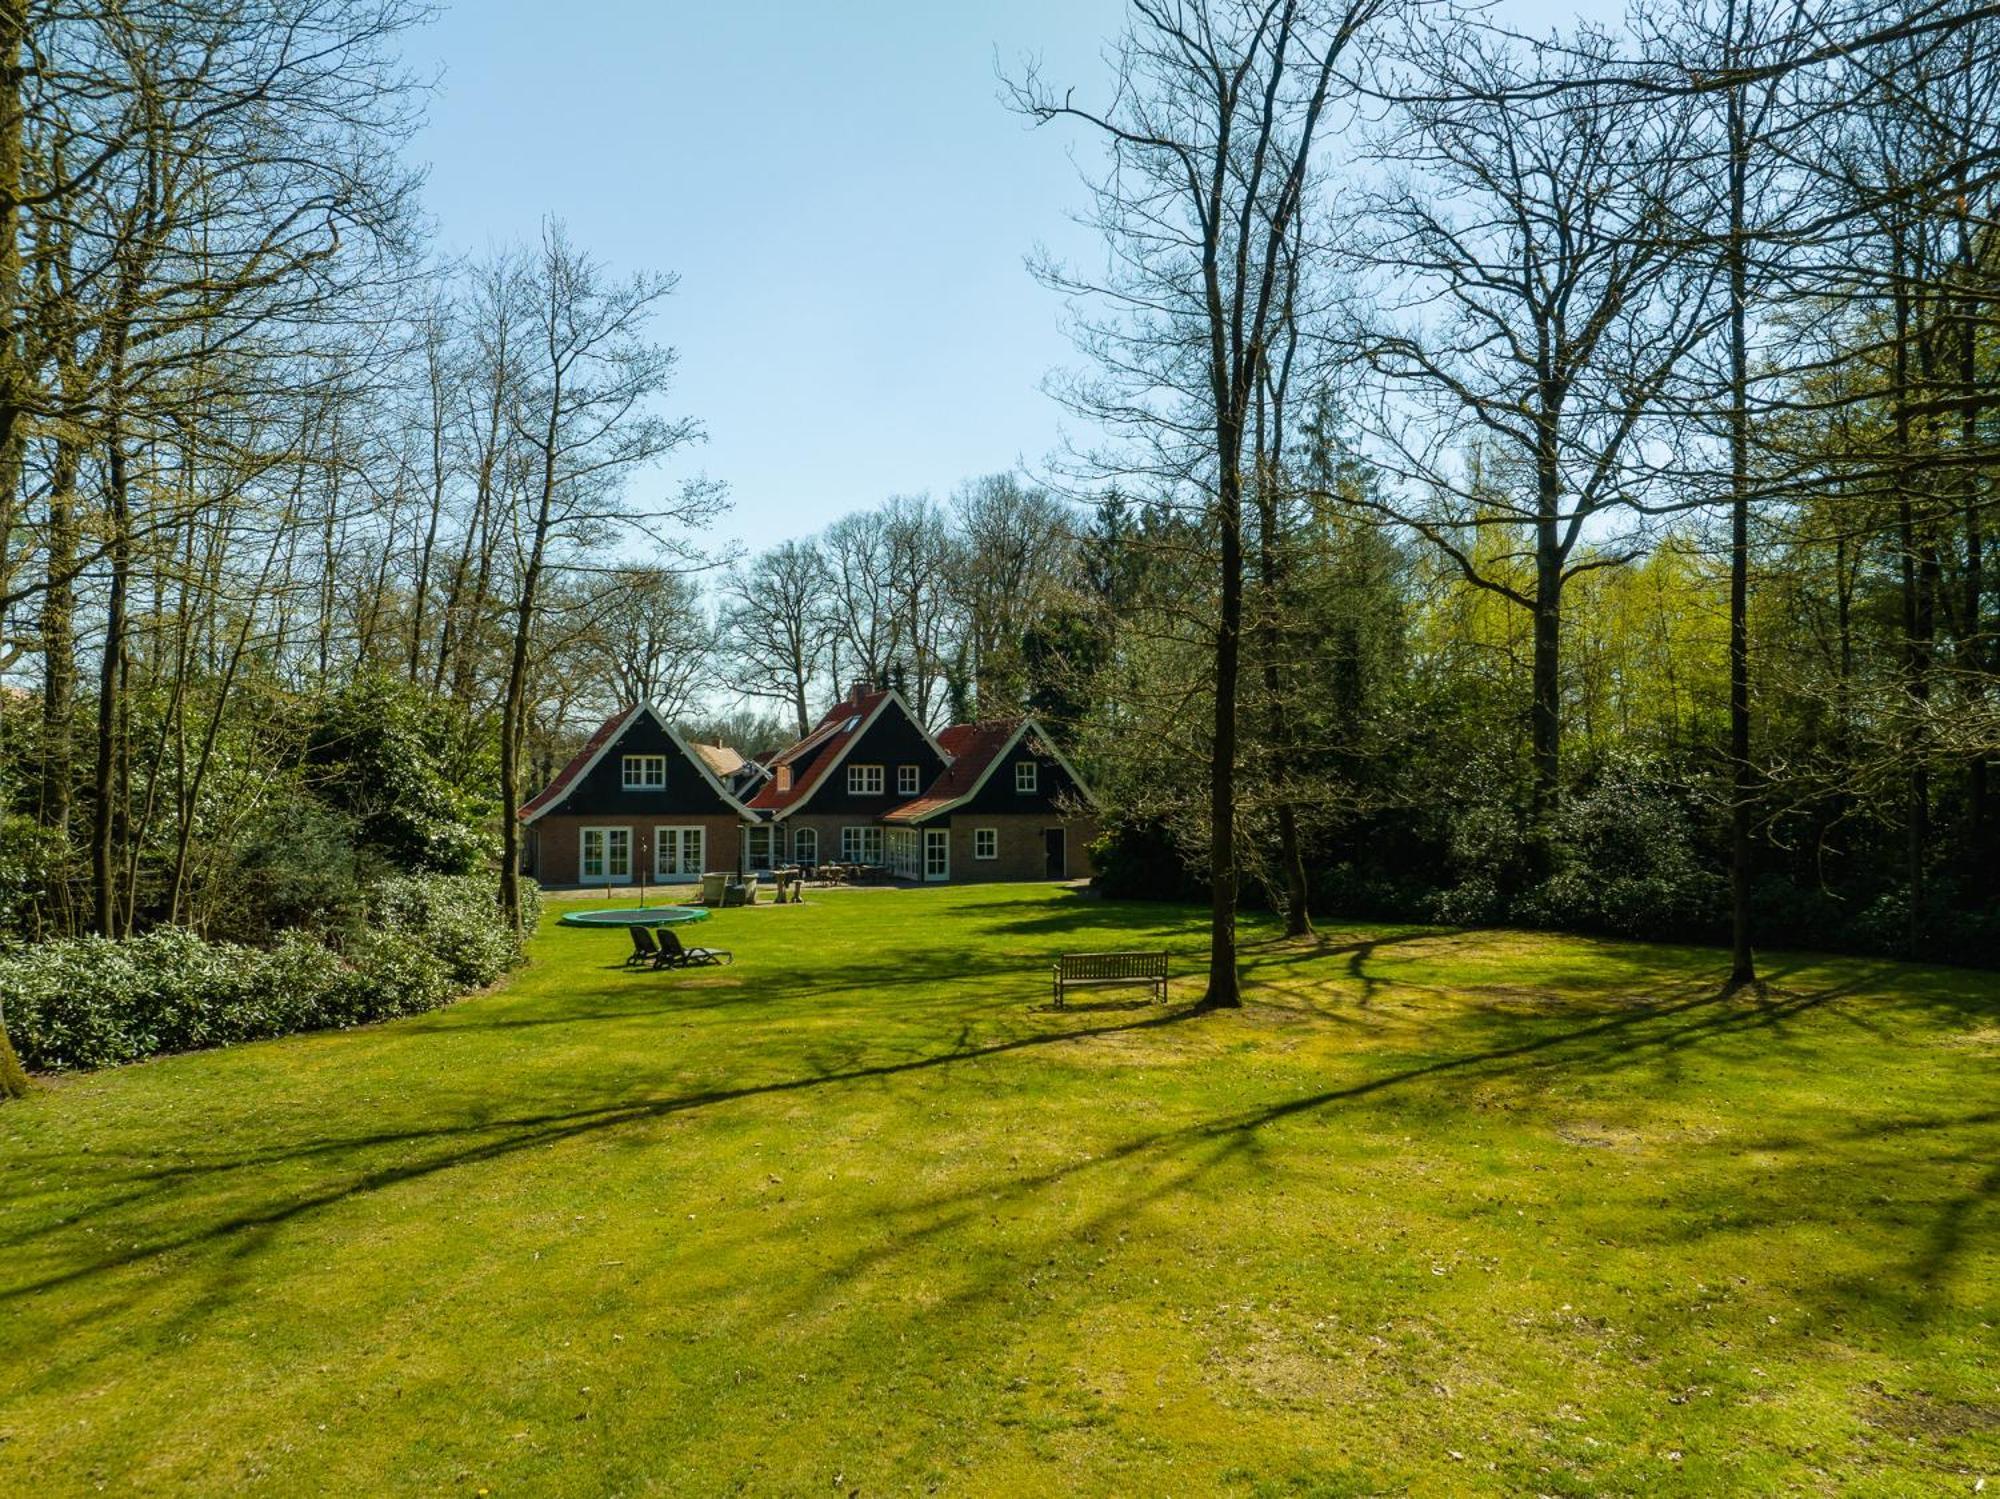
[626,926,661,966]
[654,927,733,968]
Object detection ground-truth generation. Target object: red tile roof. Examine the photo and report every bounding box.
[518,707,632,821]
[883,717,1024,824]
[745,689,893,816]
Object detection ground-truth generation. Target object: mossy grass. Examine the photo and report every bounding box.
[0,1024,29,1100]
[1,884,1994,1493]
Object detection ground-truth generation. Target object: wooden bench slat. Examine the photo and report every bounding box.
[1051,950,1169,1008]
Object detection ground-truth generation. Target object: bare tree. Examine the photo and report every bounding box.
[720,538,834,736]
[1353,23,1716,833]
[576,564,713,717]
[1017,0,1393,1006]
[949,474,1075,715]
[495,223,716,929]
[824,507,897,693]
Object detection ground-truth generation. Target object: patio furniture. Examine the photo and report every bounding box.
[1052,951,1168,1008]
[655,927,733,968]
[699,871,729,905]
[626,926,661,966]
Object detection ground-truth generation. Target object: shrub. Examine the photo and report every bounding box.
[366,873,525,987]
[1514,764,1726,943]
[304,675,490,875]
[0,874,531,1073]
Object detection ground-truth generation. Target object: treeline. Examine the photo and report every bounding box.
[1,0,1997,1090]
[1008,0,2000,993]
[0,2,728,962]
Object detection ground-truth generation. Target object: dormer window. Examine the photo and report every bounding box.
[623,754,667,789]
[848,764,885,795]
[897,764,921,795]
[1014,761,1038,794]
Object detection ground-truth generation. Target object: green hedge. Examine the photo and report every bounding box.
[0,875,536,1073]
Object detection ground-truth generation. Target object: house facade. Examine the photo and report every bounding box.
[520,688,1100,886]
[877,716,1101,882]
[519,704,759,886]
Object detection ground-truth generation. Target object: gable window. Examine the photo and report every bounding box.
[841,826,884,864]
[775,765,792,793]
[974,828,998,860]
[897,764,921,796]
[1014,761,1037,794]
[623,754,667,790]
[847,764,885,795]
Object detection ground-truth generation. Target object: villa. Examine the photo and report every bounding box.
[519,686,1101,887]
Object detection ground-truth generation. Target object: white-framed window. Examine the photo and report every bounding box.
[924,828,950,881]
[885,827,920,879]
[1014,761,1038,794]
[897,764,921,795]
[841,825,883,863]
[793,827,818,865]
[653,825,705,879]
[746,824,773,871]
[623,754,667,789]
[974,828,998,861]
[847,763,885,795]
[580,826,632,885]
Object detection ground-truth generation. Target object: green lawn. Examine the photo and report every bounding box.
[1,884,1995,1495]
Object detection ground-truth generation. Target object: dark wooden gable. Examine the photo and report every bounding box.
[794,698,948,816]
[956,729,1091,816]
[546,711,739,818]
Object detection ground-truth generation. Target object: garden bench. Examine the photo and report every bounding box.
[1052,950,1168,1008]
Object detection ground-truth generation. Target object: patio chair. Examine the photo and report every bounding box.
[626,926,661,967]
[654,927,733,968]
[699,872,729,906]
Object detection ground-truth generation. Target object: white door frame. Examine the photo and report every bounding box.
[924,827,950,882]
[653,825,705,880]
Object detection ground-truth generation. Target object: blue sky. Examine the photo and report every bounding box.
[403,1,1581,558]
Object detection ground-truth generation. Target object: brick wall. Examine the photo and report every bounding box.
[945,813,1100,883]
[528,813,746,886]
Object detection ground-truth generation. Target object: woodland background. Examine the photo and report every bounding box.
[0,0,1993,1023]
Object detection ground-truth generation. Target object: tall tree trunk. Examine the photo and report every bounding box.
[1955,192,1989,898]
[0,0,25,532]
[1891,246,1929,956]
[93,431,131,937]
[1530,513,1563,833]
[40,440,77,839]
[0,0,24,1090]
[1724,46,1757,988]
[1254,451,1311,937]
[1205,430,1244,1008]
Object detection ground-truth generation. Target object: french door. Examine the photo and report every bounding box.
[653,826,705,880]
[580,826,631,885]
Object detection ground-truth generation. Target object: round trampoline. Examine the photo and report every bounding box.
[558,905,711,928]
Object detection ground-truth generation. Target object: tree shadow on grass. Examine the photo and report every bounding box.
[4,939,1993,1366]
[0,1003,1210,1308]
